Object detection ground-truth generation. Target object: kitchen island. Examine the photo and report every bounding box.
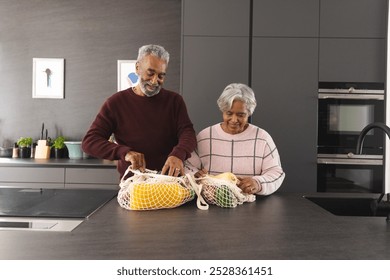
[1,191,390,260]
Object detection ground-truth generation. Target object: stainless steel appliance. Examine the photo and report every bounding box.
[317,82,385,193]
[318,82,385,154]
[317,153,383,193]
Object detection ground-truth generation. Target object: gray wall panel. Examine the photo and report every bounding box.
[0,0,181,147]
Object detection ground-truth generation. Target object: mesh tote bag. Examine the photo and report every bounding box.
[187,172,256,208]
[118,167,196,210]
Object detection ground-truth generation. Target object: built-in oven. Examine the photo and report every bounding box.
[318,82,385,155]
[317,154,383,193]
[317,82,385,193]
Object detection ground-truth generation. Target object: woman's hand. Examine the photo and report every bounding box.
[237,177,261,194]
[194,168,208,178]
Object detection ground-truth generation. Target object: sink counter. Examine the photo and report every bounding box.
[1,191,390,260]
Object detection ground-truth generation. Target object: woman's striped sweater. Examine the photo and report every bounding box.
[186,123,285,195]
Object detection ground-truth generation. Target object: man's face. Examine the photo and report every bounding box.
[136,55,167,97]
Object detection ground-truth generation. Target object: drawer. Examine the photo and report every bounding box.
[65,168,119,185]
[0,167,64,183]
[65,183,119,190]
[0,182,65,189]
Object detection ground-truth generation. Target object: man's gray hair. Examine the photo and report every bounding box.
[217,83,257,115]
[137,44,170,64]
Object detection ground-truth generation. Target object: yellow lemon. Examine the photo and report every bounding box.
[130,182,194,210]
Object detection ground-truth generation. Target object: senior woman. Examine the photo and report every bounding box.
[186,83,285,195]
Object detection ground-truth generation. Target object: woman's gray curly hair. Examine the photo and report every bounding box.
[137,44,170,64]
[217,83,257,116]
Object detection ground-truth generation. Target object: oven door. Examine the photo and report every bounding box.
[318,96,384,154]
[317,154,383,193]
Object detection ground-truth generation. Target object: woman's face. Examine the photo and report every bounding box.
[222,100,249,134]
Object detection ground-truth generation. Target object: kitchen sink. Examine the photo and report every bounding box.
[305,196,389,217]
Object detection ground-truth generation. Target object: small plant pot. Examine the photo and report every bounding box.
[19,147,31,158]
[54,148,65,159]
[64,141,83,159]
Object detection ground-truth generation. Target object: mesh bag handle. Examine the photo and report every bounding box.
[119,167,188,188]
[185,173,209,210]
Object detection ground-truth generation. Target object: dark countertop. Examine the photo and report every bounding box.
[0,158,117,168]
[0,191,390,260]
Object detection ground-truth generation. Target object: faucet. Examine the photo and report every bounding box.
[356,122,390,155]
[356,122,390,221]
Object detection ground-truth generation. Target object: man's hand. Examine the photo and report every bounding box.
[161,156,184,177]
[125,151,146,172]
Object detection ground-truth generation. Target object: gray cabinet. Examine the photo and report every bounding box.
[0,167,65,189]
[0,160,119,189]
[319,38,386,82]
[182,0,319,192]
[183,0,250,36]
[182,36,250,132]
[65,168,119,189]
[182,0,386,193]
[251,38,318,193]
[181,0,251,133]
[319,0,387,83]
[320,0,387,38]
[253,0,319,37]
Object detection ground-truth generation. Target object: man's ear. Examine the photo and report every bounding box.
[135,62,140,75]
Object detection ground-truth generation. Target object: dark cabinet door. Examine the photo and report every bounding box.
[183,0,250,36]
[319,38,386,82]
[182,36,250,133]
[251,38,319,192]
[182,0,251,132]
[320,0,387,38]
[253,0,319,37]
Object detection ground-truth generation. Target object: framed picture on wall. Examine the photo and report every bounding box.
[32,58,65,99]
[117,60,139,91]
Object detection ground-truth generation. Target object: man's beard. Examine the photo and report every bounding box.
[139,78,162,97]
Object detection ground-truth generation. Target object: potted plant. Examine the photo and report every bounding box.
[51,136,66,158]
[17,137,33,158]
